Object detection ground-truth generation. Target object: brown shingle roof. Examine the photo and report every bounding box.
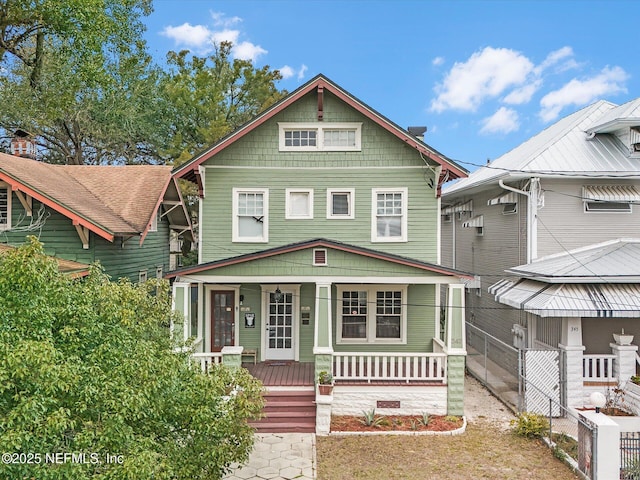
[0,153,174,236]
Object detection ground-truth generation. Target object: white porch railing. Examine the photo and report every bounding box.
[583,354,616,382]
[191,352,223,372]
[332,352,447,383]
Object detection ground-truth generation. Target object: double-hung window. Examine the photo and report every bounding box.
[233,188,269,242]
[372,188,407,242]
[327,188,355,219]
[286,188,313,219]
[337,285,407,344]
[0,184,10,230]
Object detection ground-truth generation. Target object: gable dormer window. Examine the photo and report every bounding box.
[279,123,361,151]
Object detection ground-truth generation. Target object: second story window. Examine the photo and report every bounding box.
[233,188,269,242]
[372,188,407,242]
[327,188,355,219]
[0,185,10,230]
[286,189,313,219]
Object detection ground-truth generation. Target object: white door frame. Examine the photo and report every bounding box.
[260,284,300,361]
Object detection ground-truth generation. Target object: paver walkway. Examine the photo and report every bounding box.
[224,433,316,480]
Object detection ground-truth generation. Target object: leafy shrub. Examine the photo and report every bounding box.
[511,412,549,438]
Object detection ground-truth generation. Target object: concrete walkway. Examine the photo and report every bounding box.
[224,433,316,480]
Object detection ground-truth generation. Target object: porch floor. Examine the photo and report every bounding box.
[244,362,315,387]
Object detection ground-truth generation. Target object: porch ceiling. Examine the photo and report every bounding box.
[489,278,640,318]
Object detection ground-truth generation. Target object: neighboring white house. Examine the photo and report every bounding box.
[441,98,640,409]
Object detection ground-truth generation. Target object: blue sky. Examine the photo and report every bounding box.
[144,0,640,173]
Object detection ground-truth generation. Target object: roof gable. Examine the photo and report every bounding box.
[172,74,467,186]
[0,154,192,243]
[166,238,472,279]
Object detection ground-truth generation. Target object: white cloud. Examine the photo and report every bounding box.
[279,64,308,80]
[161,23,213,48]
[233,41,267,62]
[535,46,574,74]
[503,79,542,105]
[432,56,445,66]
[430,47,534,112]
[539,66,629,122]
[480,107,520,134]
[212,29,240,45]
[298,64,308,80]
[210,11,242,28]
[280,66,294,79]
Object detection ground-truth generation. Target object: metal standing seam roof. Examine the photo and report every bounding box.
[443,99,640,198]
[489,279,640,318]
[505,238,640,282]
[489,238,640,317]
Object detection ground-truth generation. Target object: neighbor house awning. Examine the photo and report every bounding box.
[487,191,518,205]
[488,278,640,318]
[462,215,483,228]
[442,200,473,215]
[582,185,640,203]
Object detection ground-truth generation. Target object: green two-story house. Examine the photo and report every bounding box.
[0,153,193,283]
[168,74,470,431]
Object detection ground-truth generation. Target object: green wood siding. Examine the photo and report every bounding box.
[200,90,439,263]
[233,283,437,355]
[1,194,170,283]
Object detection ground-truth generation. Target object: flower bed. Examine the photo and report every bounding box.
[331,414,464,433]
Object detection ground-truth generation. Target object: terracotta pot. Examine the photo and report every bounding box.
[318,384,333,395]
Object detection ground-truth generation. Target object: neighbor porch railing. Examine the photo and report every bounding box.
[583,354,616,383]
[191,352,223,372]
[332,352,447,383]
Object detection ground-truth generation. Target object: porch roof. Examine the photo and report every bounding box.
[488,278,640,318]
[165,238,473,280]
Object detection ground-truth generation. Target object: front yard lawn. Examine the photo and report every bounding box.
[316,420,580,479]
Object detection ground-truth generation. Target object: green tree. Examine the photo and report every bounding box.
[0,238,264,479]
[160,42,286,164]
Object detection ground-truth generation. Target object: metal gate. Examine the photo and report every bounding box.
[521,349,561,416]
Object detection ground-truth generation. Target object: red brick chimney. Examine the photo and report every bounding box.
[10,129,36,159]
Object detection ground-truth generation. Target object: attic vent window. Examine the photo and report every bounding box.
[313,248,327,266]
[631,127,640,152]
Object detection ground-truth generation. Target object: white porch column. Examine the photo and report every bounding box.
[560,317,585,408]
[611,342,638,385]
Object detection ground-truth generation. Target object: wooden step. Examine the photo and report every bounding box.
[251,389,316,433]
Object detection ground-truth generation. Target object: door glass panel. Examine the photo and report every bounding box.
[268,291,293,353]
[212,292,234,349]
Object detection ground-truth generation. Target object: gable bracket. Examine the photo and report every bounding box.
[437,170,451,197]
[161,202,181,218]
[317,85,324,121]
[73,221,90,249]
[14,190,33,217]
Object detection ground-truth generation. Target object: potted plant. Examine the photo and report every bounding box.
[318,371,334,395]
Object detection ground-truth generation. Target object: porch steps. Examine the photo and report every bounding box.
[250,389,316,433]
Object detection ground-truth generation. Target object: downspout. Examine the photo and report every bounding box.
[498,178,539,263]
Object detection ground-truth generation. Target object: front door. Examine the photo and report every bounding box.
[211,291,235,351]
[265,290,295,360]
